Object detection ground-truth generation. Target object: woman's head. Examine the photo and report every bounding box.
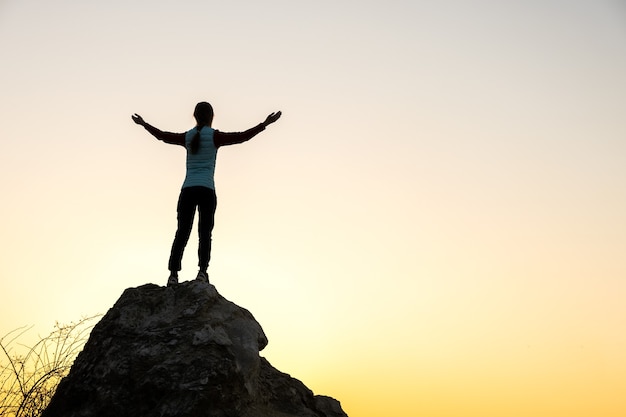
[193,102,214,127]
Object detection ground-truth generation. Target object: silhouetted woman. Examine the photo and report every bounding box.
[132,103,281,286]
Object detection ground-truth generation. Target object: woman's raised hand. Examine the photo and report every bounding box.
[131,113,146,126]
[262,111,282,127]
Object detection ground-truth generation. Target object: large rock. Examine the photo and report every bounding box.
[42,281,347,417]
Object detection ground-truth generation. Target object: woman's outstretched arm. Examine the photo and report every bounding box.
[214,111,282,147]
[132,114,186,146]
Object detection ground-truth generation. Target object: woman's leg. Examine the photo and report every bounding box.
[168,188,197,273]
[197,188,217,272]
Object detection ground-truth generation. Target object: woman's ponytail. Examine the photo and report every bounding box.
[190,126,202,154]
[190,102,214,155]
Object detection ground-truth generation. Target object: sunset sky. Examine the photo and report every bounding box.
[1,1,625,415]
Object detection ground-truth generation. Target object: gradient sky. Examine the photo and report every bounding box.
[1,1,626,416]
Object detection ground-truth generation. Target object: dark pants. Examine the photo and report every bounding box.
[168,186,217,272]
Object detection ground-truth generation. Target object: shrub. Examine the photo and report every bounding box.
[0,316,99,417]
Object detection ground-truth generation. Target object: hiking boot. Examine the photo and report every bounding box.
[167,272,179,287]
[196,270,209,284]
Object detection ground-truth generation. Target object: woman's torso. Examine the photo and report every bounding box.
[182,126,217,190]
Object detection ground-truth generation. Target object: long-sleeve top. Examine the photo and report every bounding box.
[141,122,266,190]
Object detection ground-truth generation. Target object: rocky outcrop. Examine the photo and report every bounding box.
[42,281,347,417]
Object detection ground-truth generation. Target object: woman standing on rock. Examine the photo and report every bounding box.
[132,103,281,286]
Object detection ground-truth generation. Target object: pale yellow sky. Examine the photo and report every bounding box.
[1,1,626,416]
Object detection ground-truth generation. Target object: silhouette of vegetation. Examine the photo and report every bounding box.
[0,316,99,417]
